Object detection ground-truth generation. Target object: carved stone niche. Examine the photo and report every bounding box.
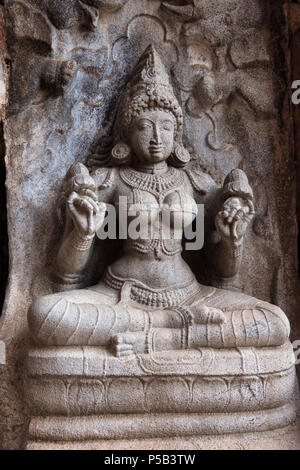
[0,0,300,450]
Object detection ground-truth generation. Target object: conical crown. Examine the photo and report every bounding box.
[115,45,183,141]
[129,44,173,93]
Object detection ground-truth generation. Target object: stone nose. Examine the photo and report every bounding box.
[150,124,163,145]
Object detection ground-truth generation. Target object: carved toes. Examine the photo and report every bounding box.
[207,307,226,324]
[111,332,147,357]
[114,343,135,358]
[189,304,225,325]
[111,333,136,357]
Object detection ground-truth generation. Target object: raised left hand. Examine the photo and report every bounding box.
[215,196,255,245]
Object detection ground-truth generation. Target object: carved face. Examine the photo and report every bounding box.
[130,109,176,164]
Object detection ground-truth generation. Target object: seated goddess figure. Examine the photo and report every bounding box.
[28,45,290,357]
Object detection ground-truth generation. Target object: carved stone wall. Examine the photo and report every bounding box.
[290,0,300,282]
[0,0,299,449]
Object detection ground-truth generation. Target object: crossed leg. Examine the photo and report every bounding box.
[112,285,290,355]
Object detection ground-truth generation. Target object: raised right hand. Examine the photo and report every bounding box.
[67,188,106,239]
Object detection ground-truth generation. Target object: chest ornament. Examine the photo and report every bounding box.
[120,167,185,196]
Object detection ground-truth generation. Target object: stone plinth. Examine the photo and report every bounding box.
[26,419,300,451]
[26,343,297,447]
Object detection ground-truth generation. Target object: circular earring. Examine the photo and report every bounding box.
[111,142,131,165]
[171,144,191,167]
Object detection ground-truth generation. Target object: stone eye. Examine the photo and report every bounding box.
[138,121,152,131]
[162,123,173,131]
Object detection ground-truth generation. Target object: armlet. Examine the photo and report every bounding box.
[184,163,219,195]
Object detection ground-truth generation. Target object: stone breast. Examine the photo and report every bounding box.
[115,187,198,244]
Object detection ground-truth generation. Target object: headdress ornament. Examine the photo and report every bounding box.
[115,45,183,141]
[88,46,190,168]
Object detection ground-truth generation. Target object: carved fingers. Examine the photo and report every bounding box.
[95,202,107,233]
[67,192,94,236]
[78,187,98,201]
[215,196,255,243]
[215,211,231,240]
[67,191,106,238]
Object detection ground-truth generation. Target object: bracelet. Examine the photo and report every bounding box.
[230,243,242,258]
[70,231,94,252]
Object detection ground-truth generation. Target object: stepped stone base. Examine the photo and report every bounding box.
[27,418,300,450]
[26,343,298,445]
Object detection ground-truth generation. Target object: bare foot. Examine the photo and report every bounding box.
[187,303,225,325]
[111,332,147,357]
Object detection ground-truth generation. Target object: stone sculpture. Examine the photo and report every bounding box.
[28,45,289,353]
[26,45,297,447]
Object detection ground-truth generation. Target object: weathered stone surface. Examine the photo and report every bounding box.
[27,406,296,443]
[0,0,299,450]
[26,418,300,450]
[290,2,300,312]
[26,345,296,417]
